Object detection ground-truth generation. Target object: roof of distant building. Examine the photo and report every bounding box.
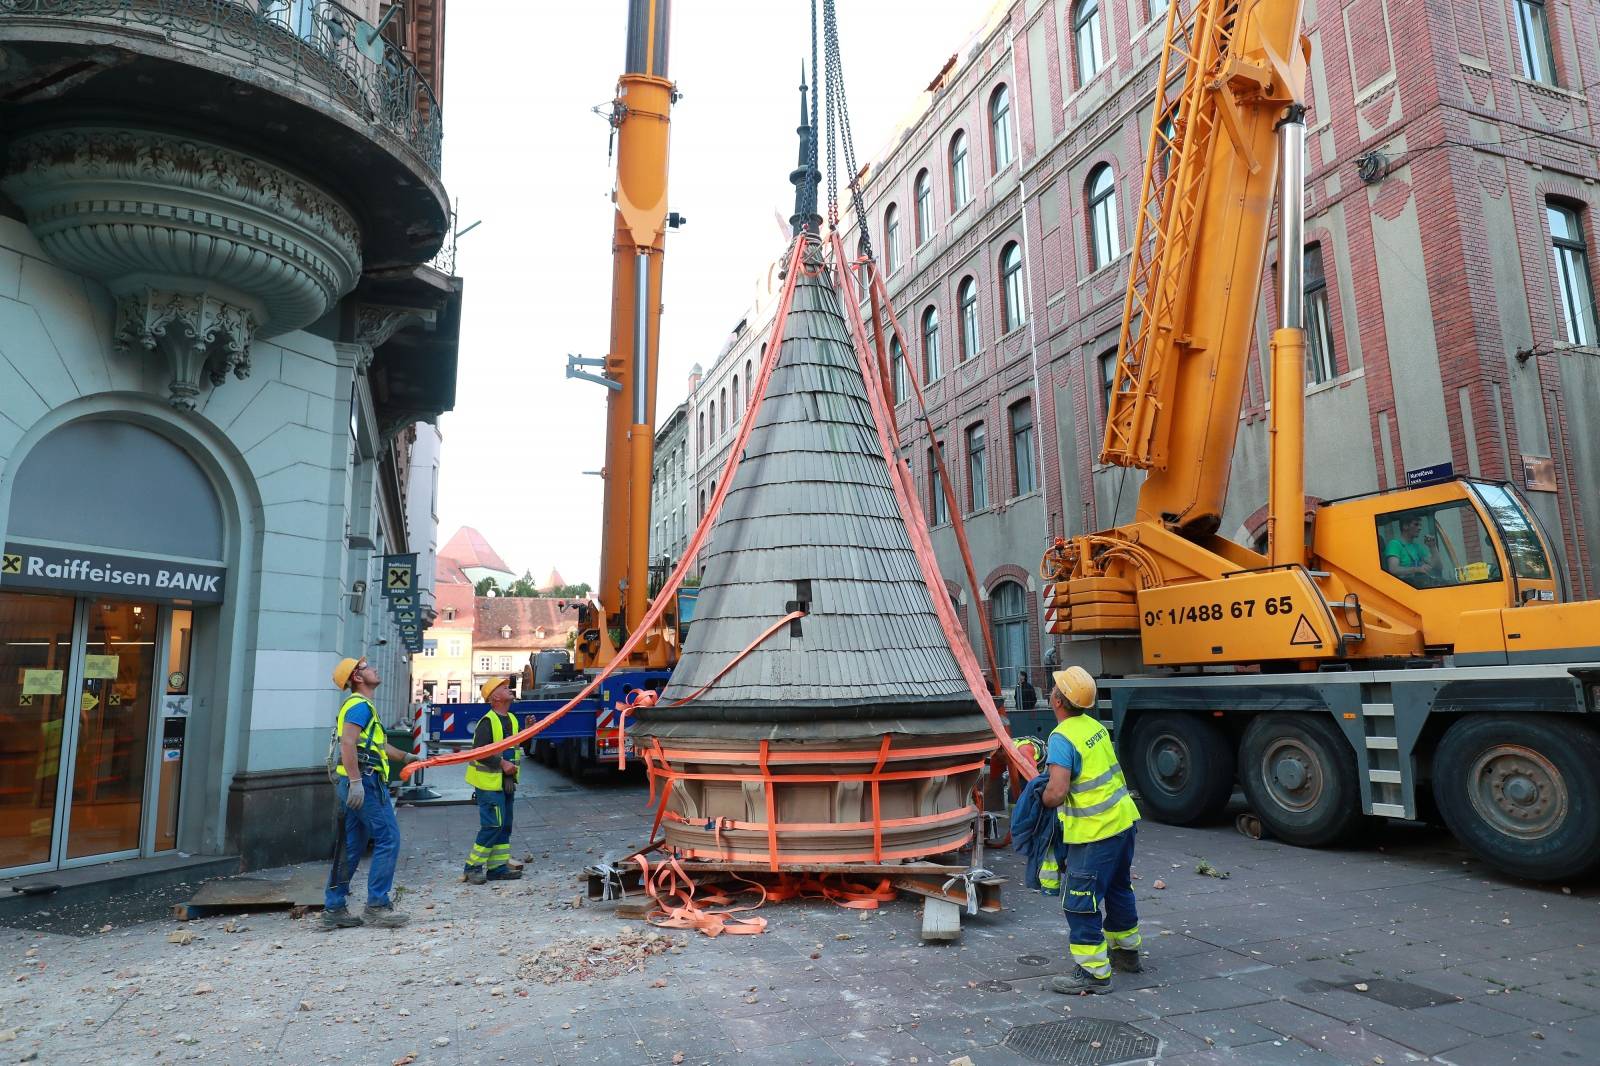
[441,526,514,577]
[540,568,566,591]
[472,595,575,649]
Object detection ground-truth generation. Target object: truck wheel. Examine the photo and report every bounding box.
[1431,715,1600,882]
[1239,713,1362,846]
[557,741,578,776]
[1122,712,1235,826]
[534,740,555,767]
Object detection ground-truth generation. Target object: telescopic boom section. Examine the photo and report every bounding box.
[1101,0,1307,538]
[591,0,674,670]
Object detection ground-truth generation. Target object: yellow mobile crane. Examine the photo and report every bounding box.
[1043,0,1600,880]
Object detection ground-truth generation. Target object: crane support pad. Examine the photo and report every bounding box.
[1137,569,1339,666]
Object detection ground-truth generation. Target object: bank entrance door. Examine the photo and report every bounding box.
[0,590,174,875]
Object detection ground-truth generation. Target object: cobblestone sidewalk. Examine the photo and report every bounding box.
[3,762,1596,1065]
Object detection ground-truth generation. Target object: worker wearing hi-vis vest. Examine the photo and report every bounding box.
[1041,666,1142,994]
[323,656,419,931]
[464,678,523,884]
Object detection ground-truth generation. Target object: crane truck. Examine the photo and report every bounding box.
[442,0,684,776]
[1043,0,1600,882]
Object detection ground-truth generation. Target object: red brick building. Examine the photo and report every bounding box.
[834,0,1600,685]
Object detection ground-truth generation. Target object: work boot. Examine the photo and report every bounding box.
[364,904,411,928]
[317,907,363,931]
[1051,966,1113,995]
[486,865,523,881]
[1111,948,1144,974]
[464,866,487,885]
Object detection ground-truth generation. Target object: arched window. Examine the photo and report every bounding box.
[1073,1,1105,85]
[719,388,727,434]
[731,375,740,416]
[958,276,979,362]
[884,204,901,273]
[1000,242,1025,332]
[1087,164,1120,268]
[922,306,942,382]
[989,580,1029,688]
[709,398,717,439]
[698,488,705,520]
[950,131,971,212]
[745,358,754,406]
[891,335,908,404]
[915,169,934,245]
[990,84,1013,170]
[697,410,705,451]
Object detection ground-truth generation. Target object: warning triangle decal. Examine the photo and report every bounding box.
[1289,614,1322,647]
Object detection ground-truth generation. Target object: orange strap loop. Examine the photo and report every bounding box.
[667,610,805,706]
[633,852,768,937]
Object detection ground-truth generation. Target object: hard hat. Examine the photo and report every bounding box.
[481,677,510,703]
[332,657,363,690]
[1052,666,1097,709]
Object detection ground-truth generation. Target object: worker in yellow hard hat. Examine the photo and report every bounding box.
[323,656,419,931]
[463,677,522,884]
[1041,666,1142,994]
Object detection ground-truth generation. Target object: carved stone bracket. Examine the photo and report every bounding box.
[356,304,436,349]
[114,288,259,409]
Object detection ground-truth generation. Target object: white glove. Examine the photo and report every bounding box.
[344,777,366,811]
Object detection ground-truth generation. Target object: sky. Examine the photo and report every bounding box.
[434,0,997,586]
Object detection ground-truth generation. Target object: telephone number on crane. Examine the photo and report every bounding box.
[1143,595,1295,627]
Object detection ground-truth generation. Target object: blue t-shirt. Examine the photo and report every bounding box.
[342,697,373,731]
[1046,732,1083,777]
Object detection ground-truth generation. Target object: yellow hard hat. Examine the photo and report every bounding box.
[1052,666,1097,709]
[481,677,510,703]
[332,657,363,690]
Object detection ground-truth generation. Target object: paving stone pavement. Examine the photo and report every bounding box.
[2,760,1597,1066]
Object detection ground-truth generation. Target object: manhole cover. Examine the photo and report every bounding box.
[1298,977,1459,1010]
[1018,954,1051,967]
[1003,1018,1159,1065]
[978,980,1013,993]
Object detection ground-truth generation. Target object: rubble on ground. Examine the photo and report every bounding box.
[517,928,677,985]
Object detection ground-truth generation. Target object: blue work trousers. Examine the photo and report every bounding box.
[324,772,400,911]
[466,787,513,871]
[1062,824,1140,977]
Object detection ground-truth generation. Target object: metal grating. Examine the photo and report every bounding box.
[1017,955,1051,967]
[1003,1018,1159,1066]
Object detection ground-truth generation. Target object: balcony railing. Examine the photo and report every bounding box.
[0,0,443,173]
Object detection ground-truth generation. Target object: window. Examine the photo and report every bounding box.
[697,410,705,451]
[966,422,988,512]
[444,606,456,621]
[1147,0,1169,21]
[1073,0,1105,85]
[950,131,971,211]
[990,84,1013,170]
[709,399,717,440]
[1549,202,1597,346]
[856,235,871,293]
[1155,114,1177,186]
[732,375,740,416]
[891,335,908,404]
[1010,399,1037,496]
[1514,0,1557,85]
[421,642,437,658]
[915,169,934,245]
[1100,350,1118,422]
[885,204,901,272]
[958,277,980,362]
[719,388,727,434]
[1303,243,1338,383]
[698,488,705,520]
[745,359,753,405]
[989,580,1029,688]
[497,655,512,671]
[475,654,492,672]
[1000,242,1026,332]
[922,306,942,382]
[1088,164,1120,268]
[448,638,463,658]
[1376,502,1505,589]
[928,443,949,525]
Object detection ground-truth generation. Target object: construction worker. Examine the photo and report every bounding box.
[1041,666,1142,994]
[463,678,523,884]
[323,656,417,930]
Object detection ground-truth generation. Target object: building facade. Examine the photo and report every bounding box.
[649,401,690,566]
[822,0,1600,687]
[0,0,462,874]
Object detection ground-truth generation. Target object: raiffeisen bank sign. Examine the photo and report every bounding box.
[1,541,225,604]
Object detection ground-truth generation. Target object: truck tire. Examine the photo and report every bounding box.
[557,740,578,777]
[1431,714,1600,882]
[1239,713,1363,846]
[1122,712,1235,826]
[534,740,555,767]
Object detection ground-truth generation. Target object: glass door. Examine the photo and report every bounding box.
[63,599,158,862]
[0,591,77,874]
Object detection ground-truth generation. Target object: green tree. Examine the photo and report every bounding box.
[474,576,500,596]
[546,582,593,599]
[506,569,540,597]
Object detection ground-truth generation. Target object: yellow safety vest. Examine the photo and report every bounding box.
[334,694,388,779]
[1052,714,1139,844]
[464,708,519,791]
